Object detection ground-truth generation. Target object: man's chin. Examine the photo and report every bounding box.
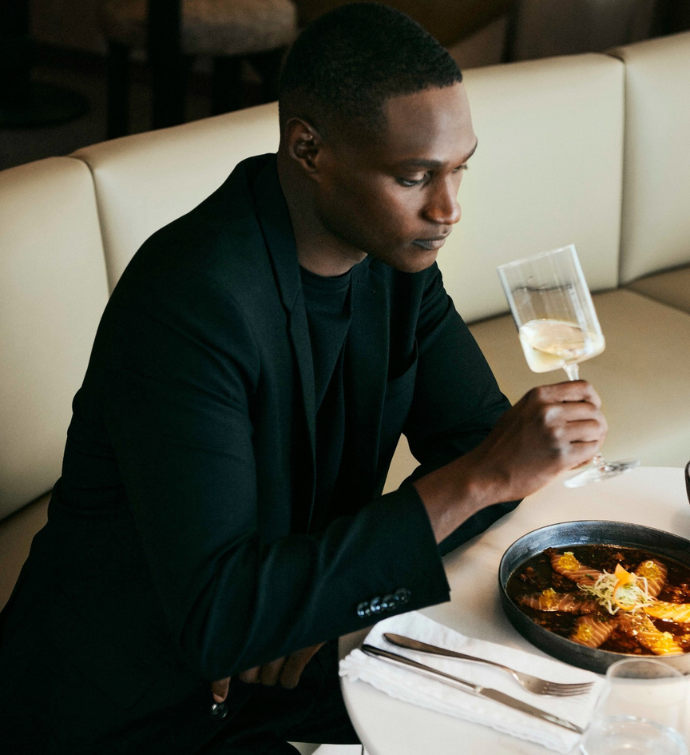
[361,243,439,274]
[391,247,439,274]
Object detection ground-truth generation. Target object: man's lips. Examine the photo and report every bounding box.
[412,236,448,251]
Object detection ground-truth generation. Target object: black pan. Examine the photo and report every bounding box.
[499,520,690,675]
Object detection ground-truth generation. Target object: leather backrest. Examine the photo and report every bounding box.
[609,31,690,284]
[73,58,623,323]
[440,53,624,323]
[72,103,280,290]
[0,158,109,520]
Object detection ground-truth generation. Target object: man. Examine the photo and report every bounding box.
[0,4,606,753]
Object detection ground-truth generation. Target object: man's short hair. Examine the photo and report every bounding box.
[278,2,463,136]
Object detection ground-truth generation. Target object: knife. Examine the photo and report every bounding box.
[360,644,584,735]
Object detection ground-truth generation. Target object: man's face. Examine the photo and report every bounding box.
[314,82,476,274]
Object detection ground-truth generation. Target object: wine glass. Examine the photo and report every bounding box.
[497,244,639,487]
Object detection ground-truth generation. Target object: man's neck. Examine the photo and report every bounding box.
[277,156,366,278]
[297,243,365,277]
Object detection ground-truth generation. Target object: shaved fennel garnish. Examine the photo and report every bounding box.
[578,567,654,615]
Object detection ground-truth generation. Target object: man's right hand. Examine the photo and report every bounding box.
[414,380,607,543]
[211,642,325,703]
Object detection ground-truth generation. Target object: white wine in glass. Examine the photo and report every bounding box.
[497,244,639,487]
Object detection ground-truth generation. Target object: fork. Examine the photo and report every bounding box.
[383,633,594,697]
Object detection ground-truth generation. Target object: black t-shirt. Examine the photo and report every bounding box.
[300,265,352,526]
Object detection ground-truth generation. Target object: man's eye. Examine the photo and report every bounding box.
[453,164,469,173]
[397,176,424,187]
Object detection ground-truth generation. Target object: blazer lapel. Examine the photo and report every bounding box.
[251,160,317,520]
[247,157,392,524]
[344,261,390,496]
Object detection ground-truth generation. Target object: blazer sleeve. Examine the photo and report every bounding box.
[402,264,521,556]
[101,266,450,682]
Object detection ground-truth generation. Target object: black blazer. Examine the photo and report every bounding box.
[0,155,516,752]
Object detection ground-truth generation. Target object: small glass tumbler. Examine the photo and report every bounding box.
[580,658,689,755]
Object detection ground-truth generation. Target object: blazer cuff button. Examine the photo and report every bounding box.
[210,702,228,720]
[394,588,411,605]
[381,594,395,612]
[356,601,372,618]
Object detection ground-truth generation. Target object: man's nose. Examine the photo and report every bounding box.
[423,178,461,226]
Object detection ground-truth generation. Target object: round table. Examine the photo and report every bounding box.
[340,467,690,754]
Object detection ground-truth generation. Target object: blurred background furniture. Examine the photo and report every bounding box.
[0,0,89,127]
[101,0,297,137]
[662,0,690,35]
[511,0,658,60]
[293,0,518,52]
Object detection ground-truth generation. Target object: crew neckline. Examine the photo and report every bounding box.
[300,265,352,291]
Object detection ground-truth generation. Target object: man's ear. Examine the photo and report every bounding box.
[283,117,324,175]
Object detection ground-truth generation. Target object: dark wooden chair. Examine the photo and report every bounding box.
[101,0,297,138]
[0,0,89,127]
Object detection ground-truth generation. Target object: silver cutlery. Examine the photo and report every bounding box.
[383,633,594,697]
[362,644,584,735]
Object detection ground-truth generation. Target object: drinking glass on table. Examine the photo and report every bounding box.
[497,244,639,487]
[580,658,689,755]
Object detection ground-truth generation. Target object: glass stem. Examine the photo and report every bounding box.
[562,363,607,471]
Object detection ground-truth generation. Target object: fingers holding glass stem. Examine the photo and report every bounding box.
[561,363,639,488]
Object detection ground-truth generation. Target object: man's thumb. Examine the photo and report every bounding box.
[211,676,231,703]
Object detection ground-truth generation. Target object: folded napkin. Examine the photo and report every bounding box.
[339,612,605,754]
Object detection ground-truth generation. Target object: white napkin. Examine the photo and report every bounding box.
[339,612,605,754]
